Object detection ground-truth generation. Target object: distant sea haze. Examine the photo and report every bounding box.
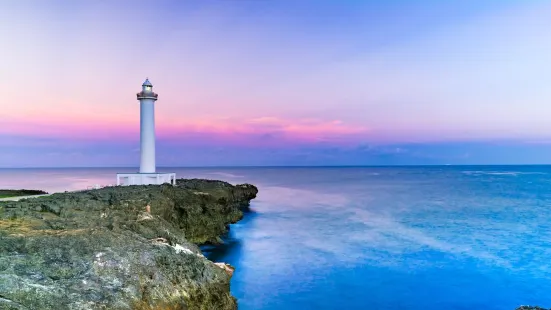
[2,166,550,309]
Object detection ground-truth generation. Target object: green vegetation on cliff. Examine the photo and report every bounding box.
[0,179,258,310]
[0,189,48,199]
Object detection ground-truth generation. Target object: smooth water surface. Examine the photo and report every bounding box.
[1,166,550,309]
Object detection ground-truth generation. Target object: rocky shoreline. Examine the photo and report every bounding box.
[0,179,257,310]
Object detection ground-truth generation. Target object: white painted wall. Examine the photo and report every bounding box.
[140,98,156,173]
[116,173,176,186]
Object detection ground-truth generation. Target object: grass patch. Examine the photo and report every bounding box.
[0,218,43,234]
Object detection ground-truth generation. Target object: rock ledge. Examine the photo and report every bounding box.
[0,179,257,310]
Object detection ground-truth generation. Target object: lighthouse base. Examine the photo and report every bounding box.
[116,173,176,186]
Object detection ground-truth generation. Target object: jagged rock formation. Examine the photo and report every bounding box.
[0,179,257,310]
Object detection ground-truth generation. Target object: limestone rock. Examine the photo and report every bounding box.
[213,263,235,277]
[0,179,257,310]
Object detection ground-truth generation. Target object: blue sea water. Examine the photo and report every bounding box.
[1,166,551,309]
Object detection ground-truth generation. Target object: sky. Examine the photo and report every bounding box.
[1,0,551,167]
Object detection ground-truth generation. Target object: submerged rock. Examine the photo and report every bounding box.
[0,179,257,310]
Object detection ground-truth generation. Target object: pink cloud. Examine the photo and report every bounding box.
[244,117,365,135]
[168,116,367,135]
[1,115,369,147]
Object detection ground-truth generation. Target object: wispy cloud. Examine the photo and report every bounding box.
[0,115,368,146]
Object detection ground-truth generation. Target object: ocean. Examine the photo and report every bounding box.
[1,166,550,309]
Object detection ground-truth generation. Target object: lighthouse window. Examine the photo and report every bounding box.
[145,86,152,92]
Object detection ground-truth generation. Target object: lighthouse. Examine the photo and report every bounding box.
[116,79,176,186]
[138,78,157,173]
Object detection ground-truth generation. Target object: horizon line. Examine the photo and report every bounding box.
[2,164,551,169]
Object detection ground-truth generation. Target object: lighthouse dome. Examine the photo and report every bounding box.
[142,78,153,87]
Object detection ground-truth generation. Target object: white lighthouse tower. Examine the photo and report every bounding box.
[116,79,176,186]
[138,78,157,174]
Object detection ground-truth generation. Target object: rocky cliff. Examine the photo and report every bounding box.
[0,179,258,310]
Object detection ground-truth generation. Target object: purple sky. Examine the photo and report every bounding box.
[2,0,551,167]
